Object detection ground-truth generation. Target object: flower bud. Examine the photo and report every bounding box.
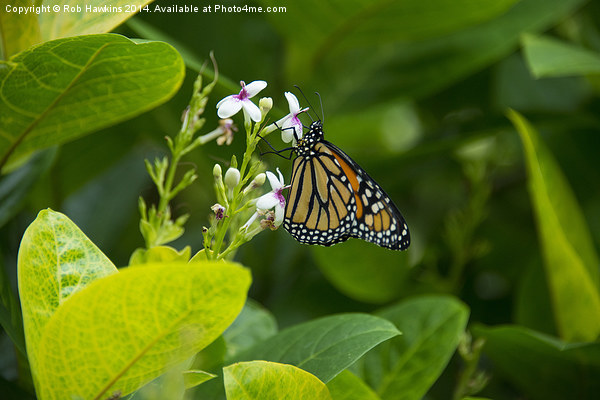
[259,97,273,116]
[243,172,266,196]
[224,167,241,189]
[213,163,222,179]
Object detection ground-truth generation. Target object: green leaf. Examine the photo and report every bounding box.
[327,370,380,400]
[34,261,251,400]
[18,208,117,386]
[522,34,600,78]
[0,0,42,58]
[0,34,184,168]
[508,109,600,342]
[360,295,469,400]
[474,324,600,400]
[129,361,188,400]
[39,0,153,40]
[236,314,400,383]
[223,361,332,400]
[183,370,217,389]
[313,239,411,304]
[223,299,278,362]
[129,246,191,265]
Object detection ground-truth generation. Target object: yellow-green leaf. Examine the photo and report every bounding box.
[224,361,332,400]
[129,245,191,265]
[35,261,251,400]
[18,209,117,381]
[39,0,153,40]
[508,109,600,342]
[0,0,42,58]
[183,370,217,389]
[327,370,380,400]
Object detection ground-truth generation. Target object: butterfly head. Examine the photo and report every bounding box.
[295,120,324,156]
[306,120,324,142]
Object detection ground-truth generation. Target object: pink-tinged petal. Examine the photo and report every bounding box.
[281,118,301,142]
[265,171,283,190]
[284,92,301,113]
[242,101,262,122]
[244,80,267,97]
[257,193,279,210]
[274,205,284,227]
[217,99,242,118]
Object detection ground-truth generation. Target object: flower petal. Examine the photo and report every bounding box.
[242,101,262,122]
[256,193,279,210]
[274,205,284,227]
[217,98,242,119]
[276,168,285,185]
[284,92,301,113]
[281,129,295,144]
[242,211,259,229]
[244,80,267,97]
[265,171,283,190]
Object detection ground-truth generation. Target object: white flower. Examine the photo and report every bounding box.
[278,92,309,144]
[216,80,267,122]
[242,168,287,229]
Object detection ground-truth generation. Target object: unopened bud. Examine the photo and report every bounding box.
[259,97,273,115]
[243,172,266,196]
[224,167,241,189]
[213,163,222,179]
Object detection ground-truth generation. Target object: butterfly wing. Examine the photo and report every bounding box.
[320,141,410,250]
[283,142,357,246]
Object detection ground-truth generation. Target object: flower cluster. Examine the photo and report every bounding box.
[198,79,309,260]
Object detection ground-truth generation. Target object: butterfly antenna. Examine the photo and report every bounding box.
[315,91,324,123]
[293,85,318,122]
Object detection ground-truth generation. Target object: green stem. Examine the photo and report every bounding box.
[453,336,486,400]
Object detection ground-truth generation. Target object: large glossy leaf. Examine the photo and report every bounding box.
[313,240,411,304]
[327,370,380,400]
[235,313,400,383]
[522,34,600,78]
[18,208,117,386]
[34,261,250,400]
[224,361,331,400]
[39,0,153,40]
[509,110,600,342]
[359,296,469,400]
[0,34,184,167]
[474,324,600,400]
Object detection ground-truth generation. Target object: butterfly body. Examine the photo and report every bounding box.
[283,120,410,250]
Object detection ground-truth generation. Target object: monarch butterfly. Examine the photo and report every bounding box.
[282,118,410,250]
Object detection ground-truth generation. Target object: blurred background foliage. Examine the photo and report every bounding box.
[2,0,600,398]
